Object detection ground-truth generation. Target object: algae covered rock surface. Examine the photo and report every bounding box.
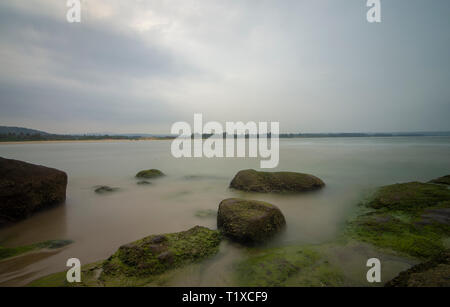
[229,169,324,193]
[235,245,345,287]
[135,169,165,179]
[0,239,73,260]
[348,181,450,259]
[428,175,450,185]
[386,250,450,287]
[217,198,286,244]
[102,226,221,278]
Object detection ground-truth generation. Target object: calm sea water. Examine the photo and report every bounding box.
[0,137,449,286]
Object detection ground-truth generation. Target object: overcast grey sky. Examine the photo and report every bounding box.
[0,0,449,134]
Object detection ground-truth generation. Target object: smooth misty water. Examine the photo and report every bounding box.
[0,137,449,286]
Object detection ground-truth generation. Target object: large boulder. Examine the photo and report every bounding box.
[0,157,67,225]
[229,169,324,193]
[217,198,286,244]
[102,226,221,277]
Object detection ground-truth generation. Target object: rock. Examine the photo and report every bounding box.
[385,251,450,287]
[229,169,324,193]
[194,209,217,219]
[0,239,73,260]
[135,169,164,179]
[429,175,450,185]
[94,186,119,194]
[0,157,67,225]
[137,180,152,185]
[217,198,286,244]
[368,182,450,211]
[102,226,221,277]
[418,207,450,226]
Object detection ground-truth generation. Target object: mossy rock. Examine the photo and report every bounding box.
[385,250,450,287]
[217,198,286,244]
[0,239,73,260]
[229,169,324,193]
[347,212,446,259]
[235,245,345,286]
[102,226,221,277]
[429,175,450,185]
[347,181,450,259]
[135,169,165,179]
[368,182,450,212]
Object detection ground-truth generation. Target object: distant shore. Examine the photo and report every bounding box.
[0,137,174,145]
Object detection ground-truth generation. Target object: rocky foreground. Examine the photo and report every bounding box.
[2,165,447,287]
[0,157,67,226]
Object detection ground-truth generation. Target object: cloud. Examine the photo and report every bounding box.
[0,0,449,133]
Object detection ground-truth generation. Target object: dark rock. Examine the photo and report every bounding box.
[229,169,324,193]
[419,208,450,226]
[217,198,286,244]
[429,175,450,185]
[0,157,67,225]
[150,235,166,244]
[137,180,152,185]
[385,251,450,287]
[94,186,119,194]
[135,169,164,179]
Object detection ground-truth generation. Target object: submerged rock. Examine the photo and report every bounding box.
[137,180,152,185]
[94,186,119,194]
[229,169,324,193]
[135,169,165,179]
[194,209,217,219]
[429,175,450,185]
[217,198,286,244]
[0,157,67,226]
[0,239,73,260]
[386,251,450,287]
[102,226,221,277]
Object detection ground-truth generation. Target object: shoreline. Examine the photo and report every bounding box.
[0,138,173,145]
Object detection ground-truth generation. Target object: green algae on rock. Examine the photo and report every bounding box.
[368,182,450,212]
[0,239,73,260]
[385,250,450,287]
[217,198,286,244]
[102,226,221,277]
[135,169,165,179]
[229,169,324,193]
[429,175,450,185]
[348,181,450,259]
[235,245,345,287]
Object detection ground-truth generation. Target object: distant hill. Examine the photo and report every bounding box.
[0,126,50,135]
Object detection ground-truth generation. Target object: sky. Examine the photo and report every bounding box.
[0,0,449,134]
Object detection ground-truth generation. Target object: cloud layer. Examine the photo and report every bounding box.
[0,0,449,133]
